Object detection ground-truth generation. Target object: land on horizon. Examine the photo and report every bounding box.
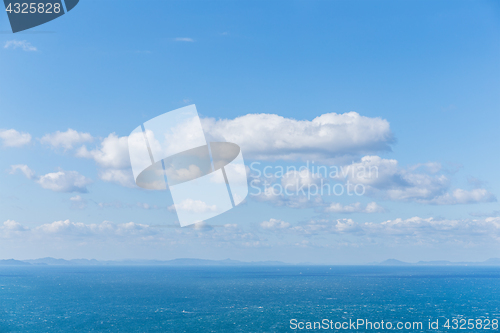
[0,257,499,266]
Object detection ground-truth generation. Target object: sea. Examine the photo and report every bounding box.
[0,265,499,332]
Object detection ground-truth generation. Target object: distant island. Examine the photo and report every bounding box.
[0,257,499,266]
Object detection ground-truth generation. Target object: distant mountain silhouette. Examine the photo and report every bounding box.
[0,259,30,266]
[13,257,290,266]
[0,257,498,266]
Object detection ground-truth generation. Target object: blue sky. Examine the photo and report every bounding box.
[1,0,499,263]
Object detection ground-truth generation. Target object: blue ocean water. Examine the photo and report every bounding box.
[0,266,499,332]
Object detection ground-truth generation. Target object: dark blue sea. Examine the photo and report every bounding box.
[0,266,499,332]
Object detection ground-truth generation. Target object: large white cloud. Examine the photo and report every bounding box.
[57,112,494,208]
[40,129,93,150]
[202,112,394,161]
[10,165,92,193]
[74,111,393,187]
[0,129,31,147]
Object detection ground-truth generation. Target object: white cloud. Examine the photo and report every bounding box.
[287,218,361,235]
[281,169,322,189]
[174,37,194,42]
[340,156,496,205]
[37,170,92,193]
[10,165,92,193]
[260,218,290,230]
[75,111,392,175]
[70,195,87,209]
[1,220,28,232]
[9,164,35,179]
[291,216,500,244]
[165,165,202,183]
[325,201,385,214]
[34,220,155,238]
[98,202,123,209]
[0,219,260,250]
[364,201,386,213]
[253,184,324,209]
[0,129,31,147]
[76,133,130,169]
[70,111,392,188]
[202,112,394,161]
[136,202,159,210]
[77,133,133,187]
[325,202,362,213]
[98,169,135,188]
[40,129,93,150]
[407,162,442,174]
[429,189,496,205]
[170,199,217,214]
[4,40,37,51]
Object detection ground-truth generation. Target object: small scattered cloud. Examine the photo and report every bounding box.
[170,199,217,213]
[136,202,160,210]
[325,201,385,214]
[290,216,500,245]
[428,189,496,205]
[33,220,154,238]
[98,169,135,188]
[4,40,37,52]
[70,195,87,210]
[0,219,260,249]
[174,37,194,42]
[10,165,92,193]
[9,164,35,179]
[97,202,123,209]
[37,170,92,193]
[0,129,31,147]
[40,129,93,150]
[467,176,487,189]
[260,218,290,230]
[1,220,28,235]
